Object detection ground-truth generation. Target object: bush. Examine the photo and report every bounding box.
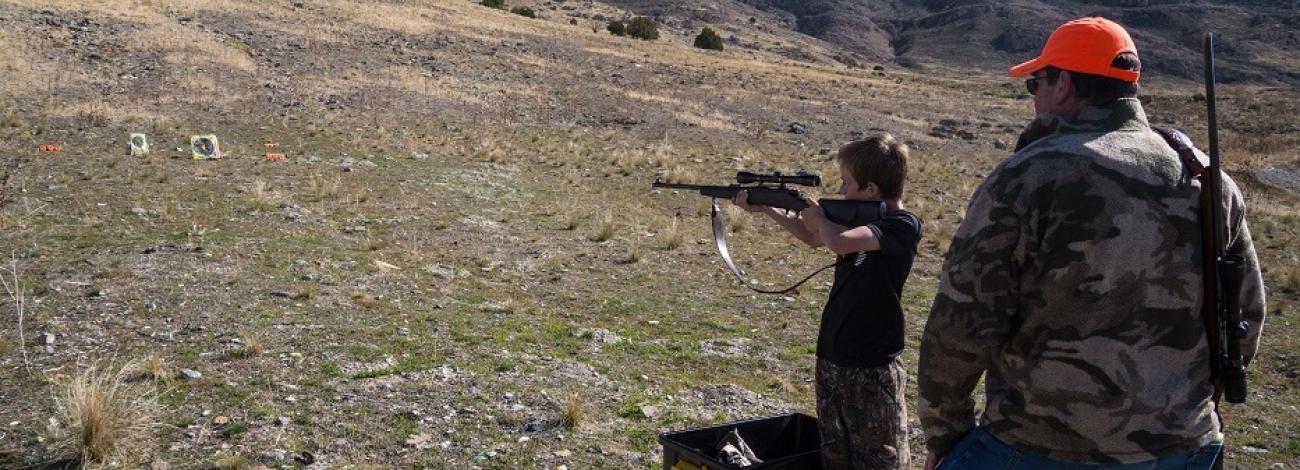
[626,16,659,40]
[607,20,626,36]
[510,6,535,18]
[694,27,723,51]
[480,0,504,8]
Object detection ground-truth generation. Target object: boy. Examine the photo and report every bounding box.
[733,133,921,470]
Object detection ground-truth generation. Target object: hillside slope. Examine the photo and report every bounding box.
[605,0,1300,84]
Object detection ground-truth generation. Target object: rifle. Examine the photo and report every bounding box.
[652,171,886,294]
[1203,32,1248,406]
[652,171,885,227]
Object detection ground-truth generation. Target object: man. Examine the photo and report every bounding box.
[917,17,1267,469]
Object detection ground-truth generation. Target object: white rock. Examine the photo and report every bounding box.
[179,368,202,380]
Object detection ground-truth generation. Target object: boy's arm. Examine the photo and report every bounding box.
[732,190,822,247]
[801,199,880,255]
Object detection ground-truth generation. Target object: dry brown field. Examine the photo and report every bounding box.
[1,1,1297,468]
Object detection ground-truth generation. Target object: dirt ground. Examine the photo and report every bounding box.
[1,1,1297,468]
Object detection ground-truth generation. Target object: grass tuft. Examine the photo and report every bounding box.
[589,214,616,242]
[560,394,585,429]
[660,218,685,251]
[248,179,274,212]
[48,361,158,466]
[1286,263,1300,292]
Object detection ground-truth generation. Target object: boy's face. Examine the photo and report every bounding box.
[838,163,876,200]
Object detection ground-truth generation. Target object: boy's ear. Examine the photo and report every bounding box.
[865,181,881,198]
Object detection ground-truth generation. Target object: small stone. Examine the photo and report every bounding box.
[150,459,170,470]
[1243,445,1269,454]
[788,122,807,134]
[639,404,660,419]
[558,466,568,470]
[213,416,230,426]
[554,450,572,458]
[37,332,55,345]
[179,368,202,380]
[274,416,291,426]
[259,449,286,465]
[517,436,530,443]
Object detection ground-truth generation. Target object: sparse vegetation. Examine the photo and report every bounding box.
[694,27,724,51]
[510,6,535,18]
[606,20,626,37]
[590,213,616,242]
[626,17,659,41]
[560,394,585,429]
[479,0,505,9]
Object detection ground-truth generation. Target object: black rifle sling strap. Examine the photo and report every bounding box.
[710,201,841,295]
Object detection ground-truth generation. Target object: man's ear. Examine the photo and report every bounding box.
[1053,71,1077,106]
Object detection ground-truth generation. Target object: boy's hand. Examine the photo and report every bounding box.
[799,197,825,230]
[731,190,764,213]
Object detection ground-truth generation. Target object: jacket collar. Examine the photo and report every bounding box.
[1014,98,1149,151]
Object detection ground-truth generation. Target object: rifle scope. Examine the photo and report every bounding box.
[736,171,821,187]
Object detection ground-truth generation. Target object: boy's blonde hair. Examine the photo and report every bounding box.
[837,133,908,200]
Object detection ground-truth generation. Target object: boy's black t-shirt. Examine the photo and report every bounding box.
[817,209,922,368]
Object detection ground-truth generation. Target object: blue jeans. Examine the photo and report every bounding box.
[939,427,1222,470]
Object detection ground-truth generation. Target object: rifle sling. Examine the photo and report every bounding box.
[1155,127,1226,408]
[710,201,840,295]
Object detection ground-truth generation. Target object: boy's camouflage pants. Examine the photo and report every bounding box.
[815,358,910,470]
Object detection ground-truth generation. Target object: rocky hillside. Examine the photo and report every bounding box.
[605,0,1300,84]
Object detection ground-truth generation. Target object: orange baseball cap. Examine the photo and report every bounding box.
[1010,17,1140,82]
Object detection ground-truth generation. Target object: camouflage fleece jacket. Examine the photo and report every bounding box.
[918,98,1267,465]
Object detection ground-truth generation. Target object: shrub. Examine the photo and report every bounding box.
[607,20,626,36]
[626,16,659,40]
[480,0,504,9]
[694,27,723,51]
[510,6,535,18]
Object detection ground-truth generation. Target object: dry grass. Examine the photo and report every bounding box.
[1286,263,1300,293]
[659,218,685,251]
[589,213,616,242]
[48,361,157,466]
[559,394,585,429]
[127,354,169,383]
[725,205,751,234]
[237,329,266,356]
[248,179,274,212]
[561,210,584,231]
[212,454,254,470]
[309,174,341,200]
[1,254,31,372]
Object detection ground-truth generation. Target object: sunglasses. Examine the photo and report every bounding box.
[1025,76,1045,95]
